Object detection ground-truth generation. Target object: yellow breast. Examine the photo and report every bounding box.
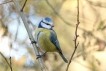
[34,28,57,52]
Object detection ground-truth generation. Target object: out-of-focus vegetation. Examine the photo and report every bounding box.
[0,0,106,71]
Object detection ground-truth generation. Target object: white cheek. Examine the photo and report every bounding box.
[41,22,51,29]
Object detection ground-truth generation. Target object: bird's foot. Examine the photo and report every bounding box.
[31,40,36,44]
[36,52,47,59]
[36,55,43,59]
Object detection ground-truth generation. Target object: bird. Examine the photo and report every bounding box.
[34,17,68,63]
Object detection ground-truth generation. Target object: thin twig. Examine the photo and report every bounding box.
[20,0,27,12]
[0,52,12,71]
[66,0,80,71]
[0,0,13,5]
[86,0,106,8]
[14,19,20,41]
[46,0,85,31]
[46,0,74,27]
[10,57,13,71]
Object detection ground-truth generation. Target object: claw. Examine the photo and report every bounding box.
[31,40,36,44]
[36,55,42,59]
[36,52,47,59]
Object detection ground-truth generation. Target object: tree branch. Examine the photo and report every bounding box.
[86,0,106,8]
[0,0,13,5]
[12,0,47,71]
[20,0,27,12]
[0,52,13,71]
[66,0,80,71]
[9,57,13,71]
[46,0,74,27]
[46,0,85,31]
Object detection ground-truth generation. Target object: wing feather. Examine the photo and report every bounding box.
[50,30,62,52]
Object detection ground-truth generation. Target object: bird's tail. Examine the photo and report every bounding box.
[59,52,68,63]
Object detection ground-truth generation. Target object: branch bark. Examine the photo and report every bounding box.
[66,0,80,71]
[0,52,13,71]
[0,1,13,5]
[12,0,47,71]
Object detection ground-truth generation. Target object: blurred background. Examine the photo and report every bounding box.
[0,0,106,71]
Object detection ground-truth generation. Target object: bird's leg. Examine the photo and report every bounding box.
[31,40,46,59]
[36,52,47,59]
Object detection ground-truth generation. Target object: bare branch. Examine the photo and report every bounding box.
[12,0,47,71]
[0,1,13,5]
[66,0,80,71]
[10,57,13,71]
[14,20,20,41]
[0,52,13,71]
[86,0,106,8]
[20,0,27,12]
[46,0,74,27]
[46,0,85,31]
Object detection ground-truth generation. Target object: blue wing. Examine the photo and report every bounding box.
[50,30,68,63]
[50,30,62,52]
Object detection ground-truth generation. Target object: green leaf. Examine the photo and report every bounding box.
[97,21,104,30]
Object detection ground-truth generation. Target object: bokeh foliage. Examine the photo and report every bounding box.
[0,0,106,71]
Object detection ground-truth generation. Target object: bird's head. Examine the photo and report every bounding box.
[38,17,54,30]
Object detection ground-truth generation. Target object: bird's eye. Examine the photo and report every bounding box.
[46,23,49,25]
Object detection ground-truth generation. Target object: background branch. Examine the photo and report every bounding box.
[20,0,27,12]
[0,1,13,5]
[46,0,74,27]
[86,0,106,8]
[46,0,85,31]
[0,52,13,71]
[9,57,13,71]
[66,0,80,71]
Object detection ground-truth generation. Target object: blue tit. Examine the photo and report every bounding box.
[34,17,68,63]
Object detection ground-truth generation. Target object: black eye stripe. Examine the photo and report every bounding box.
[42,21,50,25]
[45,23,49,25]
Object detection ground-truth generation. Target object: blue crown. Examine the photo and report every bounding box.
[45,17,52,22]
